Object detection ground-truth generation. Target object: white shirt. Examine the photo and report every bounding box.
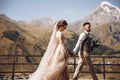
[73,31,89,55]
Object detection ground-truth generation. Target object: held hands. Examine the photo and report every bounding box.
[69,51,74,57]
[67,48,74,57]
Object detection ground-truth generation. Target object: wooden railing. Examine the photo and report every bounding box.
[0,55,120,80]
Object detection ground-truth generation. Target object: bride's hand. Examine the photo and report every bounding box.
[69,51,74,57]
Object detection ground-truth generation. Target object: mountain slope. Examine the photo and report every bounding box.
[0,14,77,76]
[68,1,120,31]
[68,1,120,52]
[28,17,56,27]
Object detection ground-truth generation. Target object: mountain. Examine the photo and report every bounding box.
[0,14,77,75]
[0,14,37,57]
[68,1,120,32]
[28,17,56,27]
[68,1,120,52]
[88,1,120,25]
[0,1,120,78]
[0,13,76,57]
[0,14,47,74]
[0,14,15,22]
[0,1,120,58]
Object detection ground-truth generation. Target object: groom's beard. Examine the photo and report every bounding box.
[86,29,91,32]
[88,29,91,32]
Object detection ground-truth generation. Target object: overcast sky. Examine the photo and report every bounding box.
[0,0,120,22]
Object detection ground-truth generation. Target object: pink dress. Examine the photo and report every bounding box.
[29,30,69,80]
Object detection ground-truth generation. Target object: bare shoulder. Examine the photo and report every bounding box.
[56,31,62,37]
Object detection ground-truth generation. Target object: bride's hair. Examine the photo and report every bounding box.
[57,20,68,27]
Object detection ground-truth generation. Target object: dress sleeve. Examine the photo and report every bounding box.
[57,32,65,45]
[58,31,71,57]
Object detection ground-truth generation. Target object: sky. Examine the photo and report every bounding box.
[0,0,120,22]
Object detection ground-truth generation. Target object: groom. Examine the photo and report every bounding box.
[72,22,98,80]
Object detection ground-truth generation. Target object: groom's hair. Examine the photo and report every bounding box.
[83,22,91,27]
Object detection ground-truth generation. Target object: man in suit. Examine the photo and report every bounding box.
[73,22,98,80]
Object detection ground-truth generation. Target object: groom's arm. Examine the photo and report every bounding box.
[73,32,86,54]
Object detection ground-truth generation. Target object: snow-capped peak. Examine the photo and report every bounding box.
[101,1,113,6]
[100,1,120,13]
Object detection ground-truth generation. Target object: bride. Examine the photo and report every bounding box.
[29,20,70,80]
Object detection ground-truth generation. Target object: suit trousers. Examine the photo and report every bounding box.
[73,51,98,80]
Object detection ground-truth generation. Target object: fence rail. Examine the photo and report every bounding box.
[0,55,120,80]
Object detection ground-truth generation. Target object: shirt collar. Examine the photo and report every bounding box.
[84,30,89,34]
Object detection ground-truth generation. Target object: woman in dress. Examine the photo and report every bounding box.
[29,20,70,80]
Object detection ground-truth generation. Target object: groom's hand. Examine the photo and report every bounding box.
[72,51,76,55]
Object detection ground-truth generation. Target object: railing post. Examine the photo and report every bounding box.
[74,56,76,72]
[103,57,105,79]
[12,45,17,80]
[12,54,15,80]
